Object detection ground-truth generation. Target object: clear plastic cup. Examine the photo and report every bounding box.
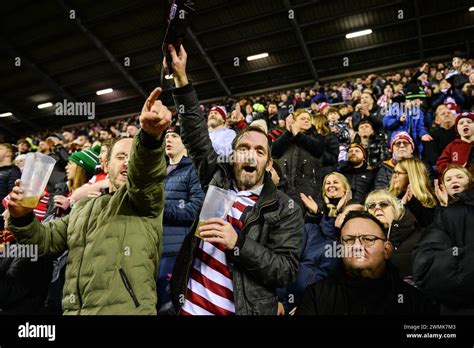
[194,185,237,238]
[19,152,56,208]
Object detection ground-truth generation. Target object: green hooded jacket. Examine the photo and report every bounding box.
[9,130,165,315]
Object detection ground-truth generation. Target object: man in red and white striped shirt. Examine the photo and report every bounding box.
[167,43,303,316]
[181,186,261,315]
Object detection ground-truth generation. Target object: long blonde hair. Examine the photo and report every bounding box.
[68,165,89,193]
[312,114,330,136]
[322,172,353,217]
[389,158,437,208]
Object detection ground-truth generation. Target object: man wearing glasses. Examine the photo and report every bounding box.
[296,210,437,315]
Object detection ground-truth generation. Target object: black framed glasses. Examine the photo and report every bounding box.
[365,201,391,210]
[341,234,387,247]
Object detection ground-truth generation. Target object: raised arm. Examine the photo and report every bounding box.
[7,180,69,257]
[166,44,220,189]
[127,87,171,217]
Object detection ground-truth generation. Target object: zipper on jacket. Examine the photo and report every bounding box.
[178,234,200,314]
[76,200,98,313]
[119,268,140,308]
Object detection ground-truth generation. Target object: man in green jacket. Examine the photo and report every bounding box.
[7,87,171,315]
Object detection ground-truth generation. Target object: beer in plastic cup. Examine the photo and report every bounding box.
[19,152,56,208]
[195,185,237,238]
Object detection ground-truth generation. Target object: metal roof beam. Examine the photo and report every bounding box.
[414,0,424,59]
[187,29,231,96]
[0,37,75,103]
[56,0,147,99]
[0,100,40,131]
[284,0,318,81]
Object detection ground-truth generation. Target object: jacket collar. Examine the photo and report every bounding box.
[453,188,474,206]
[176,156,193,169]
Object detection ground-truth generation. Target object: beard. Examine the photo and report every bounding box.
[348,156,364,167]
[208,118,222,129]
[233,162,267,190]
[108,167,128,192]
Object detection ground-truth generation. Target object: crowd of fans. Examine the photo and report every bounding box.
[0,51,473,316]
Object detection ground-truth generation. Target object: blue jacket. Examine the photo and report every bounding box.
[163,156,204,257]
[278,215,340,308]
[383,103,428,155]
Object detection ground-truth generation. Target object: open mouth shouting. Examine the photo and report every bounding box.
[450,183,461,192]
[242,164,257,174]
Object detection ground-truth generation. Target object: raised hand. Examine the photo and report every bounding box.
[420,62,430,73]
[421,134,433,142]
[139,87,172,139]
[337,190,350,212]
[434,179,448,207]
[53,195,70,210]
[285,115,294,132]
[401,184,413,205]
[7,180,36,218]
[300,193,318,214]
[164,44,189,88]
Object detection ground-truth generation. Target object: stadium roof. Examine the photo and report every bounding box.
[1,0,473,135]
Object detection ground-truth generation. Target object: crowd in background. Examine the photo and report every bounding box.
[0,55,473,315]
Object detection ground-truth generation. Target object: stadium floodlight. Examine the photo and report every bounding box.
[469,6,474,11]
[96,88,114,95]
[0,112,13,117]
[37,102,53,109]
[345,29,373,39]
[247,53,269,61]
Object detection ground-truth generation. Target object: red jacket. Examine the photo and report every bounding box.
[436,138,473,175]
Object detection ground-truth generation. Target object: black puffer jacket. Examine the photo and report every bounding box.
[0,244,54,314]
[399,193,435,229]
[297,262,437,315]
[171,83,303,315]
[337,161,375,203]
[388,209,421,279]
[163,156,204,256]
[413,189,474,314]
[422,126,457,171]
[315,132,339,178]
[374,159,395,190]
[272,127,324,207]
[0,164,21,230]
[47,145,69,194]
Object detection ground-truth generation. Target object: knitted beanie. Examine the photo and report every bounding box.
[69,148,100,176]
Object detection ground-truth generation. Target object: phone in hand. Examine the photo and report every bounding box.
[162,0,195,76]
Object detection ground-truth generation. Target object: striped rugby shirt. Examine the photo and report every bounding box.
[180,185,262,315]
